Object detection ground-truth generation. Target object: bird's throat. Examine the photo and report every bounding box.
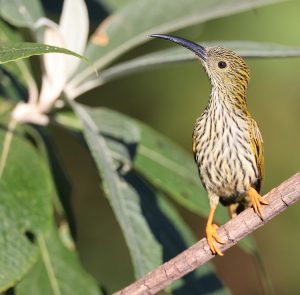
[209,84,249,115]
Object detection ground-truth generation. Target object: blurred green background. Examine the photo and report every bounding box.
[48,1,300,294]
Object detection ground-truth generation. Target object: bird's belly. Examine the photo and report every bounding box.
[195,123,258,198]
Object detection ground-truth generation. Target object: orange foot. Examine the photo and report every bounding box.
[248,187,269,219]
[206,223,225,256]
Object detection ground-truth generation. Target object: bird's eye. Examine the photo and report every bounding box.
[218,61,227,69]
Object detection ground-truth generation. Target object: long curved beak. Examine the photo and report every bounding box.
[149,34,207,61]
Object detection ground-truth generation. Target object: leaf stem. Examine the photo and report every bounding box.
[0,119,17,178]
[38,235,62,295]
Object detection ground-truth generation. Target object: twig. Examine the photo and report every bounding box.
[114,172,300,295]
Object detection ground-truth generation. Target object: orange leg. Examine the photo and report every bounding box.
[248,187,269,219]
[206,206,225,256]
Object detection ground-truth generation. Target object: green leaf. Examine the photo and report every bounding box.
[55,111,83,131]
[75,40,300,93]
[0,0,44,28]
[0,18,25,43]
[0,19,30,100]
[206,40,300,58]
[94,0,135,12]
[0,71,24,102]
[15,222,101,295]
[0,42,88,65]
[68,0,287,90]
[90,106,140,170]
[0,125,51,291]
[72,103,162,278]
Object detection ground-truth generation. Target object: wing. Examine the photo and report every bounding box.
[192,128,197,159]
[249,118,264,193]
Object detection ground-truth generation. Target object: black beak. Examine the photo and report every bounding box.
[149,34,207,61]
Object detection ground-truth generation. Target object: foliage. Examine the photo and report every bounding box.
[0,0,299,294]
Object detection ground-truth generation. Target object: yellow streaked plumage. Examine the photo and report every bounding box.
[150,34,268,256]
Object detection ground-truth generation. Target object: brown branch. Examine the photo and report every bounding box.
[114,172,300,295]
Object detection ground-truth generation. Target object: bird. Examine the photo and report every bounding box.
[150,34,268,256]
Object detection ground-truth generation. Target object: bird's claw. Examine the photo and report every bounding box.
[206,223,225,256]
[248,187,269,219]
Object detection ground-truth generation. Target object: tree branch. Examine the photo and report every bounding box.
[114,172,300,295]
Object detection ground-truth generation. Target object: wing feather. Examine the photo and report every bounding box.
[249,118,264,192]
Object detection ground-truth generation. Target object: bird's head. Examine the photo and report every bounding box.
[150,34,250,92]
